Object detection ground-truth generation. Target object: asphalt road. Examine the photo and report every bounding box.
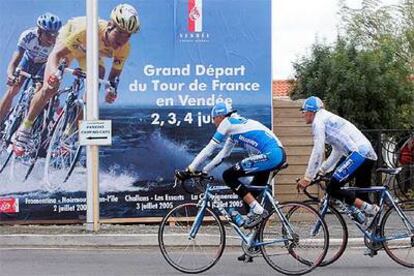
[0,247,413,276]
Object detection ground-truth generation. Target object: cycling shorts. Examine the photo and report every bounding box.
[238,146,285,173]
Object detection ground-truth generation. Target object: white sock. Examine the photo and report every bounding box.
[249,201,264,214]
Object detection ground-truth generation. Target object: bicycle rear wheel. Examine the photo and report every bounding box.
[44,105,82,189]
[381,200,414,268]
[259,202,328,275]
[158,203,225,274]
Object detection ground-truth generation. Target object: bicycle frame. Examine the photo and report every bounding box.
[188,182,297,248]
[318,185,414,243]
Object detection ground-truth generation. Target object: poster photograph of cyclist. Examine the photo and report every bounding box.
[0,0,272,222]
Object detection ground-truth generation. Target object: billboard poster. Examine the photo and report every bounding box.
[0,0,271,221]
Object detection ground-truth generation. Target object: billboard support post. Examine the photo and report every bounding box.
[86,0,100,232]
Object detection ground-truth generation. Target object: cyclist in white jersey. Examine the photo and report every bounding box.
[297,96,379,217]
[0,13,62,124]
[177,103,286,228]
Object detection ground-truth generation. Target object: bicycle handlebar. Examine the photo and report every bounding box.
[63,68,115,87]
[296,175,330,201]
[53,60,118,89]
[173,169,214,189]
[12,68,42,83]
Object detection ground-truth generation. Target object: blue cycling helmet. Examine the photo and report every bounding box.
[37,13,62,33]
[211,102,234,118]
[301,96,324,112]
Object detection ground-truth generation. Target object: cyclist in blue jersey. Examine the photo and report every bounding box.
[177,103,286,228]
[0,13,62,124]
[297,96,379,219]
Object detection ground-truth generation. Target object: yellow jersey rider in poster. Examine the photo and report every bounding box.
[13,3,140,156]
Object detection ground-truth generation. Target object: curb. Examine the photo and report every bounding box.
[0,234,366,248]
[0,234,158,247]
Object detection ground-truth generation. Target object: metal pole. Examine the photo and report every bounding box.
[86,0,100,232]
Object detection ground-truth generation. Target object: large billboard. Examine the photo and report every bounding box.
[0,0,271,221]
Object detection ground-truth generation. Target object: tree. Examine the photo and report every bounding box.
[339,0,414,71]
[291,0,414,130]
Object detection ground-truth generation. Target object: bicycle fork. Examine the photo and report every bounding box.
[311,196,330,236]
[188,195,209,239]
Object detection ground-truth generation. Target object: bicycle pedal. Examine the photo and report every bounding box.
[363,249,378,257]
[243,256,253,264]
[237,253,254,263]
[369,251,378,258]
[243,256,254,263]
[237,254,246,262]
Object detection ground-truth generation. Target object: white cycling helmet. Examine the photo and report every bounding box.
[110,3,141,34]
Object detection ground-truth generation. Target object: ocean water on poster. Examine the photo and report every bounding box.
[0,105,271,198]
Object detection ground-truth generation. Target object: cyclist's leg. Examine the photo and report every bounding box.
[353,159,375,203]
[25,56,69,122]
[0,80,24,123]
[228,148,286,228]
[13,56,72,154]
[327,153,362,205]
[0,54,37,123]
[328,152,377,211]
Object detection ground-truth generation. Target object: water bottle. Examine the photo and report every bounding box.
[229,208,245,227]
[347,205,366,224]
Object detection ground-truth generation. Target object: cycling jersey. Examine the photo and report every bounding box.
[17,54,46,77]
[17,28,54,64]
[189,114,284,173]
[57,17,130,70]
[305,109,378,180]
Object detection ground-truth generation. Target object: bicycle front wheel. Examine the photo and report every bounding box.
[158,203,225,274]
[381,200,414,268]
[44,107,82,189]
[305,201,348,266]
[259,202,328,275]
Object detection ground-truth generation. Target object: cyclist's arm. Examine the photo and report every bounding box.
[48,44,72,75]
[6,48,24,77]
[188,139,221,172]
[202,138,235,174]
[108,67,121,85]
[99,65,105,80]
[319,147,343,174]
[304,119,326,180]
[109,43,129,83]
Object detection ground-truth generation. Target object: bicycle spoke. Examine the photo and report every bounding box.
[382,200,414,268]
[159,203,225,273]
[44,109,82,188]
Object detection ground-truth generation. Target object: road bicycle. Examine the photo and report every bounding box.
[158,166,329,275]
[302,167,414,267]
[0,69,57,181]
[43,62,117,189]
[0,69,41,172]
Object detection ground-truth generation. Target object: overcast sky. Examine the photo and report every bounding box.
[272,0,401,79]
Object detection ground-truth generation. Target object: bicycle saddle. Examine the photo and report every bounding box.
[376,167,402,175]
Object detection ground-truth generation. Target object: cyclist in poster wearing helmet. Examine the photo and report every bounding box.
[0,12,62,124]
[13,3,140,156]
